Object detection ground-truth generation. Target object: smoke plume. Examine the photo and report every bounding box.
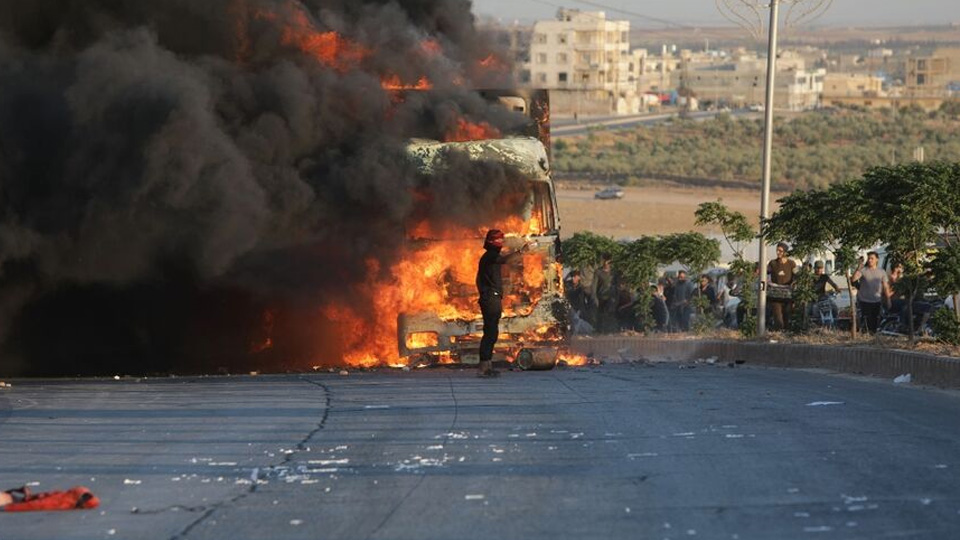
[0,0,525,375]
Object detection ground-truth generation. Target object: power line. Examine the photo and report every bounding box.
[523,0,742,40]
[566,0,693,29]
[526,0,681,27]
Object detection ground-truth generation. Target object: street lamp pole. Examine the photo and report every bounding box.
[756,0,781,336]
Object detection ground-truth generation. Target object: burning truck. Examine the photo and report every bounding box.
[329,91,574,370]
[399,130,568,367]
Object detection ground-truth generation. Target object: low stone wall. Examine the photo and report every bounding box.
[569,336,960,389]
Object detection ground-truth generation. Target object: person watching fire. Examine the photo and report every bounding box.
[475,229,529,377]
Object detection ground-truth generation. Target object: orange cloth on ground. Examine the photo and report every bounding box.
[2,486,99,512]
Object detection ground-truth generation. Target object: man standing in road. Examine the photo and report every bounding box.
[852,251,890,334]
[767,242,797,331]
[476,229,528,377]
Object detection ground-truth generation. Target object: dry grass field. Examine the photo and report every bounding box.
[556,181,785,239]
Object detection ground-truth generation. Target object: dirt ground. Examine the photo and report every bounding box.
[556,182,785,238]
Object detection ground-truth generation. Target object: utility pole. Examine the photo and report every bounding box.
[756,0,781,336]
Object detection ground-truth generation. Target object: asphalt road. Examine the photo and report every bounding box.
[2,362,959,539]
[552,110,757,138]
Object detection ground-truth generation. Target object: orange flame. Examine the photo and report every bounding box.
[324,217,547,368]
[557,351,589,366]
[444,118,502,142]
[294,31,370,72]
[381,74,434,91]
[256,6,370,72]
[478,54,508,72]
[406,331,440,350]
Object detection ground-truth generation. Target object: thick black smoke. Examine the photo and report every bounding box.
[0,0,525,375]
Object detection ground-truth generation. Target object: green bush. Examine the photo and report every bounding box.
[932,308,960,345]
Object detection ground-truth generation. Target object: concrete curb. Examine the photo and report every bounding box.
[569,336,960,388]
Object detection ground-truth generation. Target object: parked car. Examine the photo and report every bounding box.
[594,186,625,200]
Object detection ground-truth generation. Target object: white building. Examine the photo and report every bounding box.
[526,9,633,115]
[675,51,825,111]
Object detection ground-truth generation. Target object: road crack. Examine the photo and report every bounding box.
[165,377,331,540]
[363,376,460,540]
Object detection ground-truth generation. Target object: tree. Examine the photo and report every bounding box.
[926,162,960,319]
[860,162,956,342]
[939,99,960,118]
[930,242,960,298]
[695,201,758,336]
[764,181,877,338]
[656,232,721,275]
[614,237,660,330]
[562,232,622,270]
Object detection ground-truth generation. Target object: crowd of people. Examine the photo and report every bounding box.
[563,254,728,335]
[563,243,925,336]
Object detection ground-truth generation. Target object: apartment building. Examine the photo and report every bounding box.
[674,51,824,111]
[907,48,960,97]
[822,73,884,98]
[629,45,686,93]
[527,9,632,114]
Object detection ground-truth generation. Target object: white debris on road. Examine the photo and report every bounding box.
[807,401,845,407]
[308,459,349,466]
[894,374,912,384]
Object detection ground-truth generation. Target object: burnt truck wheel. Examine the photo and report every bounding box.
[516,348,558,371]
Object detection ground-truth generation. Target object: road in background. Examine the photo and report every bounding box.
[2,364,959,539]
[552,110,758,138]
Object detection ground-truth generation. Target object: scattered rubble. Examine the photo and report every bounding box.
[894,373,912,384]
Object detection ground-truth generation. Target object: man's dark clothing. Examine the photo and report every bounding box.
[860,300,882,334]
[650,295,669,331]
[564,279,590,317]
[663,281,675,307]
[814,274,840,297]
[477,248,508,363]
[477,249,506,297]
[699,284,717,306]
[669,278,695,331]
[615,288,636,331]
[768,259,797,286]
[594,267,618,333]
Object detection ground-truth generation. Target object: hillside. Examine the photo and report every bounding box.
[553,104,960,192]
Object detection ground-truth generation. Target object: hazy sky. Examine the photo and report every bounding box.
[472,0,960,27]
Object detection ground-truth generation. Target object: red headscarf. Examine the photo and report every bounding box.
[484,229,505,249]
